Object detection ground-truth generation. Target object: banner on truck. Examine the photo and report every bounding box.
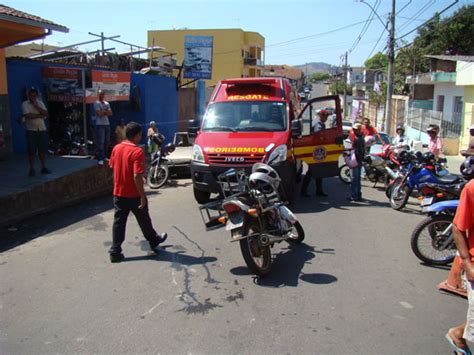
[183,35,213,80]
[43,67,83,103]
[85,71,131,103]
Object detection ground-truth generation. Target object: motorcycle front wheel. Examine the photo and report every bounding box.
[410,214,456,265]
[339,165,351,184]
[390,178,411,211]
[287,221,305,244]
[238,220,272,277]
[147,163,169,189]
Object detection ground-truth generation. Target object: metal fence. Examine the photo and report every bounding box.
[406,108,462,138]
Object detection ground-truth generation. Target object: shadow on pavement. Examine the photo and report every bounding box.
[0,194,114,253]
[291,177,391,214]
[419,263,452,271]
[229,243,337,288]
[122,249,218,266]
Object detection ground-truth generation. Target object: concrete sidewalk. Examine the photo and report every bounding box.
[445,154,464,173]
[0,155,112,227]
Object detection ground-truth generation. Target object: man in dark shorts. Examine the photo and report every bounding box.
[22,88,50,176]
[108,122,168,263]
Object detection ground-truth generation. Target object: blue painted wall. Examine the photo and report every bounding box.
[6,58,178,153]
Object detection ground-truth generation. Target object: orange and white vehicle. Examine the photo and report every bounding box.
[190,77,344,204]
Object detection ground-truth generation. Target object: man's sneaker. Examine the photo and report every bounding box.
[98,160,104,166]
[110,253,125,263]
[151,233,168,254]
[41,167,51,174]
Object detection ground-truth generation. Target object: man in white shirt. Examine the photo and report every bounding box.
[22,88,50,176]
[93,90,113,165]
[392,125,410,147]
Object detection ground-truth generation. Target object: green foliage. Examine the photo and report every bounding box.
[364,52,388,70]
[309,72,330,83]
[329,80,352,95]
[368,81,387,106]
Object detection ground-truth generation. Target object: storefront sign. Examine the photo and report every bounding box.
[85,71,131,103]
[43,67,83,102]
[183,35,213,80]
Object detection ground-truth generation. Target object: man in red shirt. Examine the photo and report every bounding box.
[447,157,474,354]
[108,122,167,263]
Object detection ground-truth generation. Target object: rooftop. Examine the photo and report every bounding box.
[425,55,474,63]
[0,4,68,32]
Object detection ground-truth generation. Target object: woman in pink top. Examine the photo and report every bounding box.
[427,125,443,158]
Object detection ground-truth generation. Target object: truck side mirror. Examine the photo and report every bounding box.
[291,120,302,138]
[188,119,200,136]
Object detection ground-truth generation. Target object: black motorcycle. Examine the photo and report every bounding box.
[147,133,175,189]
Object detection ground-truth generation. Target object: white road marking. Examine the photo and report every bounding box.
[400,301,414,309]
[141,300,164,317]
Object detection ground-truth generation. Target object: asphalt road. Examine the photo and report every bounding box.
[0,176,466,354]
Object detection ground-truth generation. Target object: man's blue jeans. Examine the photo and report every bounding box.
[350,166,362,200]
[96,125,110,161]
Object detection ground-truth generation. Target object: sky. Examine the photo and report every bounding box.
[6,0,471,67]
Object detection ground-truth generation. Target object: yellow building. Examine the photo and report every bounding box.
[148,28,265,86]
[456,60,474,150]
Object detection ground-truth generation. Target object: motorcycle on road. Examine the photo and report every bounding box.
[200,163,304,277]
[147,133,176,189]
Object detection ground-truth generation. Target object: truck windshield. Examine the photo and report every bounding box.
[202,101,287,132]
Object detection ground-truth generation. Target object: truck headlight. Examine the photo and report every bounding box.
[192,144,205,162]
[267,144,287,164]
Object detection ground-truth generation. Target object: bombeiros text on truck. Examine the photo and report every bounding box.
[189,77,345,204]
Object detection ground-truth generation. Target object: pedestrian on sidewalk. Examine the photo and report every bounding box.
[22,88,51,176]
[347,122,365,202]
[446,158,474,354]
[108,121,167,263]
[93,90,113,166]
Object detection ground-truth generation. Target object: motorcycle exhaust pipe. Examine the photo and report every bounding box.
[385,166,398,179]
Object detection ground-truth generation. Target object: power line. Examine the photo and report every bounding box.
[349,0,380,53]
[397,0,412,15]
[365,19,390,62]
[397,0,435,33]
[395,1,465,52]
[396,0,460,42]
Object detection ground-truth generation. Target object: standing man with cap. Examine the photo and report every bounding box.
[301,110,330,197]
[22,88,51,176]
[93,90,113,165]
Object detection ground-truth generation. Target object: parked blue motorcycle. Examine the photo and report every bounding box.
[410,200,459,265]
[389,152,461,211]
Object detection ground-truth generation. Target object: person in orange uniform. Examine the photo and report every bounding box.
[446,157,474,354]
[108,122,168,263]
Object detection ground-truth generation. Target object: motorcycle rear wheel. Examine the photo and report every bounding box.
[410,214,456,265]
[287,221,305,244]
[390,178,411,211]
[339,165,351,184]
[238,220,272,277]
[147,163,169,189]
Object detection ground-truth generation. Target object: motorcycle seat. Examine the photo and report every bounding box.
[438,174,462,184]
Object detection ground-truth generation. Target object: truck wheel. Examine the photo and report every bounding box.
[193,187,211,204]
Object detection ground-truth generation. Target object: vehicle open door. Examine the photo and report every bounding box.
[292,95,344,178]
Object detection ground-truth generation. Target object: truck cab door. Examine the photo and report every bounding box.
[293,95,344,178]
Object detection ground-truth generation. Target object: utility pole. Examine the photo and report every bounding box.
[384,0,396,134]
[343,51,348,120]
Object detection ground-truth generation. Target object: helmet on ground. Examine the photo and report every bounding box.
[461,156,474,179]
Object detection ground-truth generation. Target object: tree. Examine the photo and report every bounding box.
[328,80,352,95]
[309,72,330,83]
[364,52,388,70]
